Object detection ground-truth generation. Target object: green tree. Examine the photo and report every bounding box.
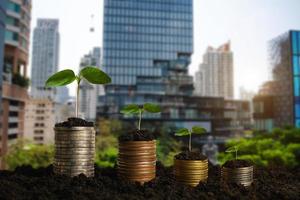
[218,127,300,167]
[5,140,54,170]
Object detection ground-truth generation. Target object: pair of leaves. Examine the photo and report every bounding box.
[175,126,206,136]
[121,103,161,115]
[225,146,239,153]
[45,66,111,87]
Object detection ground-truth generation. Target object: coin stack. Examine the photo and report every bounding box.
[53,127,95,177]
[221,166,253,187]
[118,140,156,184]
[174,159,208,187]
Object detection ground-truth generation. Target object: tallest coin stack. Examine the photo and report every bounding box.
[53,127,95,177]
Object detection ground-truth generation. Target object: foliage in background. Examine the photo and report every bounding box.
[157,126,182,166]
[12,73,30,88]
[5,140,54,170]
[95,134,118,167]
[218,127,300,167]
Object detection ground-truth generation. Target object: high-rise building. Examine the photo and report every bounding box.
[100,0,193,120]
[79,47,101,121]
[1,0,31,168]
[0,0,7,156]
[99,0,250,136]
[24,98,55,145]
[253,30,300,130]
[195,42,234,99]
[30,19,59,99]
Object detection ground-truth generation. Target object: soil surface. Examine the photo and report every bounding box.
[118,129,156,141]
[175,151,207,160]
[55,118,94,128]
[0,163,299,200]
[223,159,253,168]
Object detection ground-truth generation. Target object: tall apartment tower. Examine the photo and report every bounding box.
[1,0,31,168]
[0,0,6,118]
[100,0,194,122]
[79,47,101,121]
[31,19,59,99]
[195,42,234,99]
[253,30,300,130]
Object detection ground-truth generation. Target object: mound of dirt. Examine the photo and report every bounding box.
[0,163,299,200]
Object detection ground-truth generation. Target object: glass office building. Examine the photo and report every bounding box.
[0,0,6,111]
[101,0,194,119]
[291,30,300,127]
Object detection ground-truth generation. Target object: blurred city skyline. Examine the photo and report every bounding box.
[29,0,300,97]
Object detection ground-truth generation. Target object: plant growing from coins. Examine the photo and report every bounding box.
[121,103,161,130]
[45,66,111,117]
[225,146,239,160]
[175,126,206,152]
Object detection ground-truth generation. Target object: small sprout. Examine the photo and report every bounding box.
[121,103,161,130]
[175,126,206,152]
[225,146,239,160]
[45,66,111,118]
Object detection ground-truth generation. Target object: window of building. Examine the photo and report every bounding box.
[5,30,18,42]
[7,1,21,13]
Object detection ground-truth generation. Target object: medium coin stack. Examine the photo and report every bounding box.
[174,159,208,187]
[221,166,253,187]
[53,127,95,177]
[118,140,156,183]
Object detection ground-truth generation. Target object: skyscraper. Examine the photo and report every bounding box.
[101,0,194,120]
[253,30,300,129]
[79,47,101,121]
[0,0,7,116]
[195,42,234,99]
[1,0,31,168]
[31,19,59,99]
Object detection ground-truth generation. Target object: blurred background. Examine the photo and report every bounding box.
[0,0,300,170]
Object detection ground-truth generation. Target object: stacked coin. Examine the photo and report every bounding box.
[221,166,253,187]
[53,127,95,177]
[118,140,156,184]
[174,159,208,187]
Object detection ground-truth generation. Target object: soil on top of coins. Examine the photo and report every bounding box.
[118,129,156,142]
[55,118,94,128]
[0,163,299,200]
[175,150,207,160]
[223,159,253,168]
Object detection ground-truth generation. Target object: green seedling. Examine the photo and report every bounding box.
[225,146,239,160]
[45,66,111,118]
[121,103,161,130]
[175,126,206,152]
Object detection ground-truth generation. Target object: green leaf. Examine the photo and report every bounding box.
[120,104,140,115]
[225,146,238,153]
[143,103,161,113]
[45,69,76,87]
[80,66,111,84]
[192,126,206,135]
[175,128,190,136]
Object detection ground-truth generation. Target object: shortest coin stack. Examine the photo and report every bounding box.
[53,127,95,177]
[174,159,208,187]
[118,140,156,184]
[221,166,253,187]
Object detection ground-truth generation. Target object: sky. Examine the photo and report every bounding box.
[29,0,300,97]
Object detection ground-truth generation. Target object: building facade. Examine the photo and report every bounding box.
[101,0,194,119]
[195,42,234,99]
[1,0,31,168]
[79,47,101,121]
[24,98,55,145]
[253,30,300,130]
[30,19,59,99]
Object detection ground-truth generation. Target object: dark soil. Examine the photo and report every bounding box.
[118,129,156,141]
[175,151,207,160]
[55,118,94,128]
[223,159,253,168]
[0,163,299,200]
